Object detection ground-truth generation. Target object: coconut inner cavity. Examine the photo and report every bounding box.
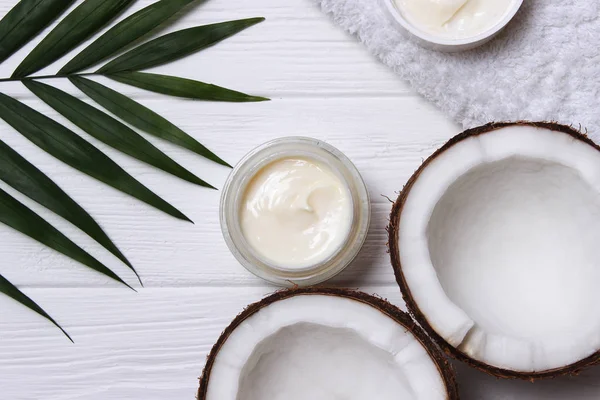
[205,295,447,400]
[238,323,419,400]
[428,157,600,340]
[417,146,600,374]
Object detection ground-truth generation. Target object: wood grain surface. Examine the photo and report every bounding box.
[1,0,599,399]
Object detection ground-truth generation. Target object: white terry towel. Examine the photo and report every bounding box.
[312,0,600,140]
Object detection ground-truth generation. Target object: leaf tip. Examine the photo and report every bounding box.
[116,274,137,292]
[174,210,194,224]
[52,322,73,343]
[201,181,218,190]
[131,269,143,287]
[128,268,143,287]
[251,96,270,102]
[131,270,143,287]
[62,329,75,343]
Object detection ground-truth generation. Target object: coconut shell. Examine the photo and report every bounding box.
[198,287,459,399]
[388,121,600,380]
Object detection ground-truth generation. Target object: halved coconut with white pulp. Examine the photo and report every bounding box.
[198,288,458,399]
[389,122,600,378]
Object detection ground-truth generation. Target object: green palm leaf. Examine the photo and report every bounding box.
[60,0,195,75]
[0,0,75,64]
[70,76,230,167]
[24,79,214,188]
[12,0,135,78]
[97,18,265,74]
[0,187,132,290]
[0,92,192,222]
[0,139,140,284]
[109,71,269,102]
[0,0,267,340]
[0,274,72,341]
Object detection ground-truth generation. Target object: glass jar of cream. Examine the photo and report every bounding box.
[220,137,370,286]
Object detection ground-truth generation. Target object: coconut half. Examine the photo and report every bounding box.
[198,288,458,400]
[388,121,600,379]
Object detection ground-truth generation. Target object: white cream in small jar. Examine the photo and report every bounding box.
[240,157,352,270]
[395,0,516,39]
[220,137,370,286]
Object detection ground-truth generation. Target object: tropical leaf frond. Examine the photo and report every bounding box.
[0,0,75,65]
[0,92,193,222]
[0,0,267,340]
[98,18,265,74]
[70,76,230,166]
[0,138,140,283]
[109,71,269,102]
[24,79,215,188]
[60,0,196,74]
[13,0,136,78]
[0,274,73,341]
[0,187,132,289]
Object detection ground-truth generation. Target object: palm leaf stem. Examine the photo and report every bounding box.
[0,72,96,83]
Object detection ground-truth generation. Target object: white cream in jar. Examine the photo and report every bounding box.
[220,137,370,287]
[240,157,352,269]
[395,0,516,39]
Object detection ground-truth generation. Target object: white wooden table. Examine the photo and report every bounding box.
[1,0,600,399]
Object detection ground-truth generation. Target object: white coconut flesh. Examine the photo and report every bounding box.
[398,124,600,372]
[205,295,447,400]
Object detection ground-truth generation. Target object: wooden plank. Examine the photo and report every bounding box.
[1,286,600,400]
